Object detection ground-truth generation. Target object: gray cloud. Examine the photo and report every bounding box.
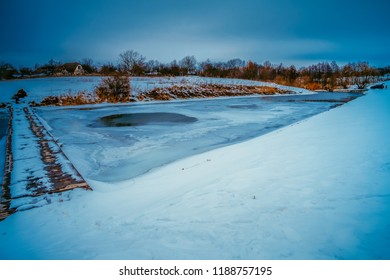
[1,0,389,66]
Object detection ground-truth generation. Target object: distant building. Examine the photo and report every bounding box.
[74,65,85,75]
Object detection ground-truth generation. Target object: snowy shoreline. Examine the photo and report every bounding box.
[0,76,314,105]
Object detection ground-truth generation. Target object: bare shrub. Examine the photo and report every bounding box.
[94,75,131,102]
[12,88,28,103]
[40,96,60,106]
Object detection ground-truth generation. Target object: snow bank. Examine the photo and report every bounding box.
[131,76,313,96]
[0,83,389,260]
[0,76,313,104]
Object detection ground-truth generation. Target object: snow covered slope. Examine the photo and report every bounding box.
[0,83,389,260]
[0,76,312,104]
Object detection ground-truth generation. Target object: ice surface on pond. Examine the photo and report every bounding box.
[36,93,355,182]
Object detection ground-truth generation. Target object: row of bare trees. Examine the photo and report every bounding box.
[115,52,389,90]
[114,52,389,90]
[0,51,198,78]
[117,50,197,76]
[198,60,387,90]
[2,50,390,90]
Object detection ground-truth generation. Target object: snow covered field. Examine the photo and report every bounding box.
[0,77,389,260]
[0,76,312,104]
[0,76,102,103]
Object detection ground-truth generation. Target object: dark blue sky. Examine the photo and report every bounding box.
[1,0,389,67]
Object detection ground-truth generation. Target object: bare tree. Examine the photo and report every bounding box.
[82,58,94,67]
[352,62,377,89]
[145,59,161,74]
[179,55,197,75]
[226,58,245,69]
[242,61,258,79]
[119,50,146,75]
[168,60,180,76]
[81,58,96,72]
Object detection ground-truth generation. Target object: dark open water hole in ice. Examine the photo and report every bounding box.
[95,112,198,127]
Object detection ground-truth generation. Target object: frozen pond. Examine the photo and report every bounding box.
[36,93,359,182]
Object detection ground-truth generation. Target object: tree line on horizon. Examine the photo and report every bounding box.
[1,50,390,90]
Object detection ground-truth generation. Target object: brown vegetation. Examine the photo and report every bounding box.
[37,80,290,106]
[94,75,131,102]
[39,91,97,106]
[138,84,290,101]
[10,89,28,104]
[200,60,382,91]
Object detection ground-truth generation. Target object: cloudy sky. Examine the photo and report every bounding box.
[1,0,389,67]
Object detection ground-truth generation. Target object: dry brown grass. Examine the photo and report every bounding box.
[138,84,290,101]
[304,83,322,91]
[38,82,292,106]
[39,91,97,106]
